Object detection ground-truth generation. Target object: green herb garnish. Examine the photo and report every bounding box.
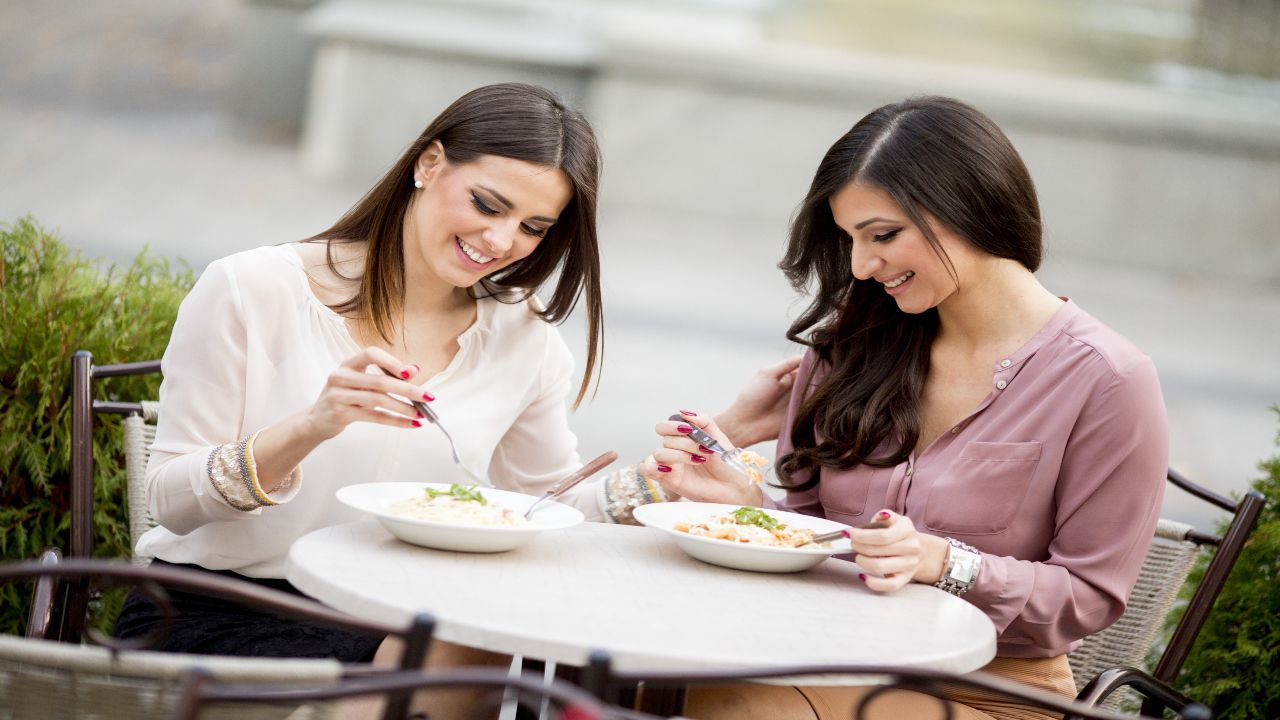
[731,506,780,529]
[425,483,487,505]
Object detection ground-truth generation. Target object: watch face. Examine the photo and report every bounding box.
[951,550,982,584]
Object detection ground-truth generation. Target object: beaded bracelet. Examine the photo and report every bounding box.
[207,431,294,512]
[602,465,668,525]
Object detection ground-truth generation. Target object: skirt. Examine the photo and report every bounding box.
[112,559,384,663]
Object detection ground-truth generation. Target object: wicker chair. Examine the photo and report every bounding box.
[4,557,437,720]
[1066,469,1266,717]
[0,633,343,720]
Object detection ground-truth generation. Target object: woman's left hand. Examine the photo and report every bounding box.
[715,355,802,447]
[847,510,950,593]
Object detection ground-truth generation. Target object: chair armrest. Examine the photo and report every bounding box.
[24,548,63,640]
[1071,666,1211,720]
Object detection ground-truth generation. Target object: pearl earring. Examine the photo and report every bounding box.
[413,179,423,189]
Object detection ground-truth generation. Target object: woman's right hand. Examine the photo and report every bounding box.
[301,347,433,442]
[641,411,763,506]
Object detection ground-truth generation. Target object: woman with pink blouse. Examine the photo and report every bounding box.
[642,97,1169,719]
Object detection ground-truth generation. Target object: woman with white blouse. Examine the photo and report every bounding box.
[114,83,618,668]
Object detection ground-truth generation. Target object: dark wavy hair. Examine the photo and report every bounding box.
[776,96,1042,489]
[308,83,604,407]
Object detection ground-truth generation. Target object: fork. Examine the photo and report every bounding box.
[524,450,619,519]
[381,368,485,485]
[667,413,754,476]
[798,516,893,547]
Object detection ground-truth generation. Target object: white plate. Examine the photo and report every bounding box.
[633,502,853,573]
[336,482,584,553]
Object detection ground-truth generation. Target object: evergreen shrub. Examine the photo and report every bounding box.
[0,217,192,634]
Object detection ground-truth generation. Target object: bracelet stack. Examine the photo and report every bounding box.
[602,464,668,525]
[207,431,295,512]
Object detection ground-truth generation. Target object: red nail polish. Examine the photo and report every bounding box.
[416,410,424,419]
[399,369,411,379]
[412,420,422,428]
[677,424,694,434]
[422,391,435,402]
[657,464,672,473]
[858,573,867,582]
[679,409,698,416]
[691,454,706,463]
[840,529,851,539]
[878,510,891,520]
[698,444,712,454]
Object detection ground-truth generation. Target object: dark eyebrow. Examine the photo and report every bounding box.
[476,185,557,224]
[854,217,895,230]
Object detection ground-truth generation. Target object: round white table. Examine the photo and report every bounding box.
[288,518,995,682]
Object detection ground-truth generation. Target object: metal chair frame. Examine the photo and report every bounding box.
[59,349,164,643]
[169,665,637,720]
[577,650,1207,720]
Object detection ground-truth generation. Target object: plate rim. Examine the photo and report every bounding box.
[335,481,583,533]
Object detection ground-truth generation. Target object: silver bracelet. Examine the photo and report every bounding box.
[933,537,982,596]
[206,431,293,512]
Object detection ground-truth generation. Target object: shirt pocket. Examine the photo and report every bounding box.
[922,441,1042,536]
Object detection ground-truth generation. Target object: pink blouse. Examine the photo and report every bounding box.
[766,300,1168,658]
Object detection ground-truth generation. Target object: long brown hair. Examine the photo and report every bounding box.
[308,83,604,407]
[777,96,1042,489]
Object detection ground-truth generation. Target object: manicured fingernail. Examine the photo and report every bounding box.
[699,444,712,454]
[679,409,697,416]
[412,420,422,428]
[691,454,706,463]
[878,510,891,520]
[858,573,867,582]
[676,424,694,434]
[416,410,424,419]
[399,369,411,379]
[840,529,851,539]
[422,391,435,402]
[656,464,673,473]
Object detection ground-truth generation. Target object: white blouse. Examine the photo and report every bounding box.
[136,244,605,577]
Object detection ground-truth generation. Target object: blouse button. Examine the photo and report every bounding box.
[950,426,960,434]
[1000,358,1012,368]
[995,379,1008,390]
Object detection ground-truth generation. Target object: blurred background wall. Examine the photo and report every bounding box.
[2,0,1278,529]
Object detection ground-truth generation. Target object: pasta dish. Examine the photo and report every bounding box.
[390,483,528,528]
[674,506,820,548]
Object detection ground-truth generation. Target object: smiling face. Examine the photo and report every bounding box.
[829,182,982,315]
[406,142,573,290]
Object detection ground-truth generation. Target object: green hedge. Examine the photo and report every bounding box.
[0,217,193,635]
[1167,408,1279,717]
